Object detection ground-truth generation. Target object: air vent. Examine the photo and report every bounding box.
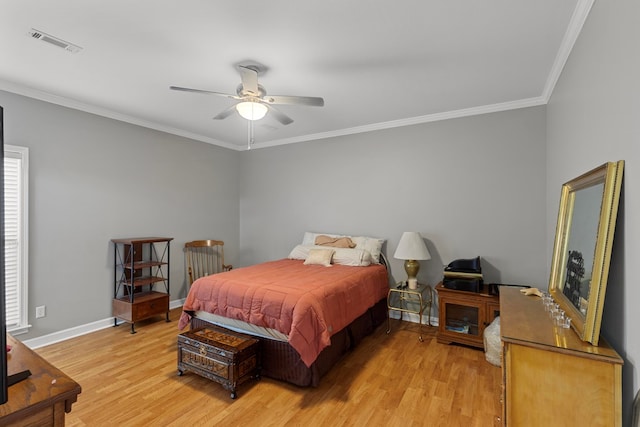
[27,29,82,53]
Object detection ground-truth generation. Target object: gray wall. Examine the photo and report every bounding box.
[0,90,240,338]
[3,88,547,339]
[546,1,640,424]
[239,106,548,292]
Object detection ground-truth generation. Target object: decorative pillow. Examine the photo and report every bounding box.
[315,235,356,248]
[302,232,385,264]
[333,248,372,266]
[352,236,385,264]
[290,245,372,267]
[303,249,335,267]
[302,231,339,246]
[289,244,312,260]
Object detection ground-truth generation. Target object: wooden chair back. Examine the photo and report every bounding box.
[184,240,232,286]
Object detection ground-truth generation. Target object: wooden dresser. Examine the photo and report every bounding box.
[500,287,622,426]
[0,335,81,426]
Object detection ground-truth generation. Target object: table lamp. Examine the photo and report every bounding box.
[393,232,431,289]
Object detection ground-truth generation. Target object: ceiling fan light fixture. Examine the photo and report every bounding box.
[236,101,267,121]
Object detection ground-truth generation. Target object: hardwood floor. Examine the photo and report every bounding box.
[35,309,502,426]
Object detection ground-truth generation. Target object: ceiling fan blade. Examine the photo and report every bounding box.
[262,95,324,107]
[265,104,294,125]
[213,104,238,120]
[170,85,239,99]
[238,66,260,96]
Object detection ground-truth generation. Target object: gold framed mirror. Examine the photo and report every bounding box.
[549,160,624,345]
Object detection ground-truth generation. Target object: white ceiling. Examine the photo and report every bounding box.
[0,1,591,151]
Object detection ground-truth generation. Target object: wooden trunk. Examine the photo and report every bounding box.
[177,326,260,399]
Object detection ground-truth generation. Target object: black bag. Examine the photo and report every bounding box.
[444,256,481,273]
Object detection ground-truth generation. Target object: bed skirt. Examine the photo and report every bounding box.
[190,298,387,387]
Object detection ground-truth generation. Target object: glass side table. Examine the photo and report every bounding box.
[386,282,433,342]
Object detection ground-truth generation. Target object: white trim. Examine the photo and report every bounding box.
[9,324,32,336]
[23,298,185,349]
[0,80,238,151]
[388,310,438,327]
[251,97,546,150]
[541,0,596,101]
[24,317,115,349]
[0,77,545,152]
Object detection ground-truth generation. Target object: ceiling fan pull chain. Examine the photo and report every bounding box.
[247,119,255,150]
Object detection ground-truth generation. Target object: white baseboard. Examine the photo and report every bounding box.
[388,310,439,327]
[25,299,434,349]
[24,298,185,349]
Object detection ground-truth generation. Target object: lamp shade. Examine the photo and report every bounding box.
[393,232,431,260]
[236,101,268,120]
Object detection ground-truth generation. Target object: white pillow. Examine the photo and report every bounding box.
[289,244,313,260]
[352,236,385,264]
[290,245,372,267]
[303,249,334,267]
[301,232,385,264]
[333,247,372,267]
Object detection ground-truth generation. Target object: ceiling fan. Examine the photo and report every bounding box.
[170,64,324,125]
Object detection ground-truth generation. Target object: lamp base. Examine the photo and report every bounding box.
[404,259,420,290]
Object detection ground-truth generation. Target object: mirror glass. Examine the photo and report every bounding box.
[560,183,603,315]
[549,161,623,345]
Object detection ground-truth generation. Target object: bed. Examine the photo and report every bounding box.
[178,232,389,387]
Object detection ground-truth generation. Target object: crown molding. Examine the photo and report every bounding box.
[251,96,547,150]
[542,0,595,101]
[0,78,546,152]
[0,80,240,151]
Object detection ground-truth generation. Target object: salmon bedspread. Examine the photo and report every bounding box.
[179,259,388,367]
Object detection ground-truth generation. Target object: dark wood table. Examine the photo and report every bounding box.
[0,334,81,426]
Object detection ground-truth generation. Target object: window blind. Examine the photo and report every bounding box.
[4,154,21,328]
[4,146,27,333]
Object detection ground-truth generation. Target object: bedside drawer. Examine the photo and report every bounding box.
[113,291,168,323]
[132,293,169,319]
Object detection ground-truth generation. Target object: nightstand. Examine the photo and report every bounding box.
[435,282,500,349]
[386,282,432,341]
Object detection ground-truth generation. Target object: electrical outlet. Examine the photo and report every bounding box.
[35,305,46,318]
